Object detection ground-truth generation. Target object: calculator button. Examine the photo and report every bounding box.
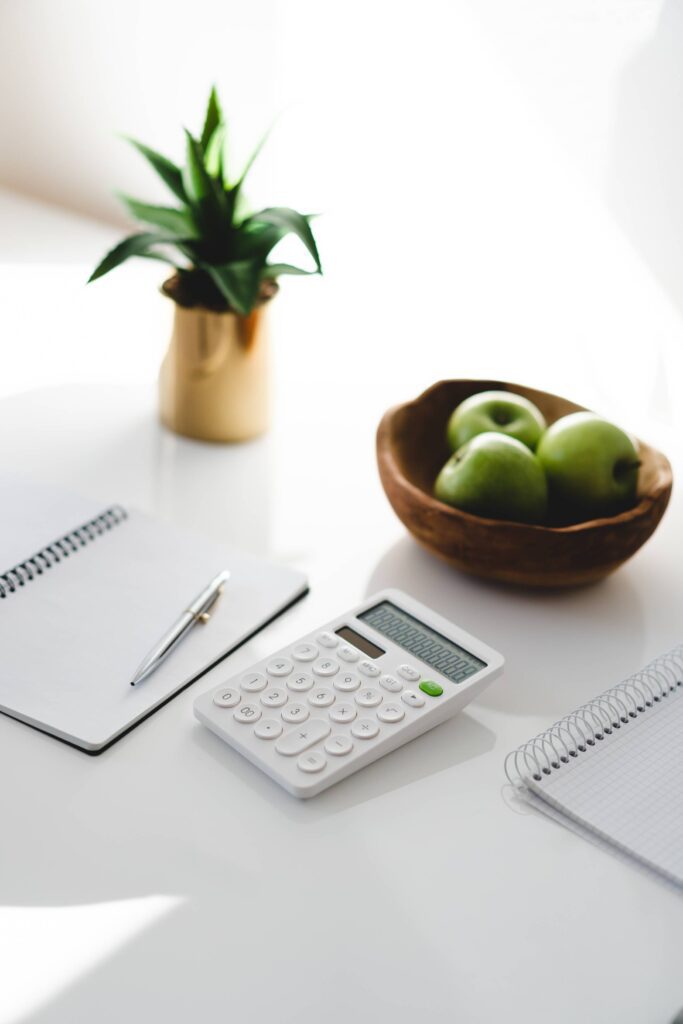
[308,689,335,708]
[317,631,339,648]
[254,718,283,739]
[275,718,331,756]
[356,689,382,708]
[419,680,444,697]
[297,751,327,773]
[282,703,309,724]
[260,688,287,708]
[292,643,318,662]
[325,734,353,757]
[241,672,267,693]
[213,687,240,708]
[337,644,359,662]
[334,672,360,692]
[234,703,262,724]
[288,672,314,692]
[398,664,421,683]
[380,674,402,693]
[377,703,405,724]
[267,658,293,677]
[313,658,339,677]
[329,703,357,723]
[358,660,381,678]
[401,690,425,708]
[352,718,380,739]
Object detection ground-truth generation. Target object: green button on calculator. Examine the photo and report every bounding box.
[419,680,443,697]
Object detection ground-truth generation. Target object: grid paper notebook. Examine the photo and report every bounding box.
[0,473,307,752]
[506,647,683,889]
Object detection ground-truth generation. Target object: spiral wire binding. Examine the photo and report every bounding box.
[0,505,128,600]
[505,645,683,787]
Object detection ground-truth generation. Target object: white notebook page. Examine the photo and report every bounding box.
[0,488,306,750]
[529,686,683,886]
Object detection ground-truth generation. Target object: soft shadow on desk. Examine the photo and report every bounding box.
[80,408,274,555]
[0,711,494,908]
[191,710,495,823]
[1,712,494,1023]
[365,538,646,718]
[1,383,276,556]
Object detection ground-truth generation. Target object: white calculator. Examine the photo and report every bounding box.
[194,589,504,798]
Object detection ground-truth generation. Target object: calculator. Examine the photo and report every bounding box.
[194,589,504,798]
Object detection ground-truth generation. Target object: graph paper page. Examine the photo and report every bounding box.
[529,686,683,887]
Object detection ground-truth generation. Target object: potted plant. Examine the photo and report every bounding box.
[89,87,322,442]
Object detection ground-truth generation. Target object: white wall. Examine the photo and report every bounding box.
[470,0,683,316]
[0,0,281,226]
[2,0,681,315]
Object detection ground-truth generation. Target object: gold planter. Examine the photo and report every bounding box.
[159,301,270,443]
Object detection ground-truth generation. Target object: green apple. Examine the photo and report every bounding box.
[434,432,548,523]
[447,390,547,452]
[536,412,639,518]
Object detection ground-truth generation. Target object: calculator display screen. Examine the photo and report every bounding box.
[335,626,385,659]
[358,601,486,683]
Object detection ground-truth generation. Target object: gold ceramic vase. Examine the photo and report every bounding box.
[159,301,270,443]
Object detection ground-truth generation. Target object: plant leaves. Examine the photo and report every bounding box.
[117,194,197,236]
[87,232,181,282]
[233,118,276,190]
[200,86,223,150]
[138,251,184,270]
[261,262,318,278]
[248,207,322,272]
[204,259,262,315]
[204,123,226,180]
[182,130,228,229]
[182,130,212,203]
[232,186,252,224]
[124,138,187,203]
[175,241,199,265]
[230,221,286,261]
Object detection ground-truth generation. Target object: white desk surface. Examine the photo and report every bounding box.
[1,185,682,1023]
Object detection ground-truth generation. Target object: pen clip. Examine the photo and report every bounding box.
[196,583,225,624]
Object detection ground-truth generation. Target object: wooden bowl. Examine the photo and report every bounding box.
[376,380,673,588]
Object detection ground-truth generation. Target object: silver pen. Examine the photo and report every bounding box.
[130,570,230,687]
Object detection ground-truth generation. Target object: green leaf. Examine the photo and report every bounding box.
[248,207,322,272]
[124,138,187,203]
[176,238,200,262]
[204,260,262,315]
[233,119,276,190]
[182,130,228,228]
[204,123,226,180]
[230,221,286,261]
[232,186,252,224]
[261,262,318,278]
[200,86,223,150]
[87,232,180,282]
[138,251,184,270]
[117,194,197,236]
[182,130,211,202]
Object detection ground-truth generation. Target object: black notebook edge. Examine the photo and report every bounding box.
[0,584,309,756]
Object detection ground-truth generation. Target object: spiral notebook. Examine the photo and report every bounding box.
[0,474,307,752]
[506,647,683,888]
